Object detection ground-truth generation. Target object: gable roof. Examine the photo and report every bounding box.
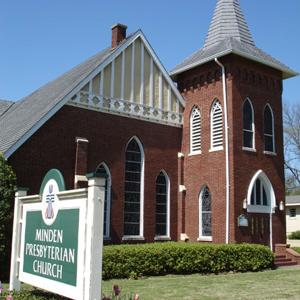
[286,195,300,206]
[0,29,184,159]
[171,0,298,79]
[0,99,14,118]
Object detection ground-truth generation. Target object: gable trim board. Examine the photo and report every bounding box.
[2,30,185,159]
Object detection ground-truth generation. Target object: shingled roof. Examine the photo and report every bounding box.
[0,31,138,158]
[170,0,298,79]
[0,99,14,118]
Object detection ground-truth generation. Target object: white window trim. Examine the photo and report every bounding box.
[188,150,202,156]
[96,162,112,239]
[242,147,257,152]
[197,236,212,242]
[246,170,276,214]
[264,104,276,154]
[189,107,201,155]
[243,98,255,150]
[123,136,145,238]
[155,170,171,239]
[199,186,212,241]
[210,100,223,151]
[263,151,277,156]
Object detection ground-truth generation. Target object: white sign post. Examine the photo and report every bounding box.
[9,170,106,300]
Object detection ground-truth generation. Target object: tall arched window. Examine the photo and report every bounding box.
[96,163,111,238]
[247,170,275,213]
[243,99,255,149]
[199,186,212,240]
[190,107,201,154]
[211,100,223,150]
[264,105,275,153]
[124,137,144,237]
[155,171,170,237]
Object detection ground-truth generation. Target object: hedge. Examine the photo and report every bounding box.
[288,231,300,240]
[103,242,274,279]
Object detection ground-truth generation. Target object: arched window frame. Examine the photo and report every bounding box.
[263,104,276,154]
[154,170,170,239]
[123,136,145,239]
[96,162,112,239]
[189,106,202,155]
[210,99,224,151]
[242,98,255,150]
[198,185,212,241]
[247,170,276,214]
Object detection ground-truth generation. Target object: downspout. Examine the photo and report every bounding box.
[215,58,230,244]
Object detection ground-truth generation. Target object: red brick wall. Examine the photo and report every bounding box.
[175,54,286,245]
[8,106,182,243]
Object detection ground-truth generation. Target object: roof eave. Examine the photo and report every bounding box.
[170,49,298,80]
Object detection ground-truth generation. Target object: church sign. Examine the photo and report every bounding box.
[10,169,106,300]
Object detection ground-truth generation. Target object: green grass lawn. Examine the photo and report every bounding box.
[3,268,300,300]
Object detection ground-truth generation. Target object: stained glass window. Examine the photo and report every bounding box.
[200,186,212,237]
[156,172,168,236]
[124,138,143,236]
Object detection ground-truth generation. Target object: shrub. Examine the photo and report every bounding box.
[0,153,17,281]
[102,242,273,280]
[288,231,300,240]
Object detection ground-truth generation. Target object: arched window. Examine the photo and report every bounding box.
[211,100,223,150]
[247,170,275,213]
[264,105,275,153]
[190,107,201,154]
[199,186,212,240]
[96,163,111,238]
[243,98,255,149]
[124,137,144,237]
[155,171,170,237]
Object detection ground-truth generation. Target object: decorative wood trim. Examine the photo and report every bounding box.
[68,91,182,127]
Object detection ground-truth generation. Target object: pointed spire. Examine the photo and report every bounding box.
[204,0,255,48]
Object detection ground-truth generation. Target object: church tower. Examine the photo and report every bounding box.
[171,0,297,247]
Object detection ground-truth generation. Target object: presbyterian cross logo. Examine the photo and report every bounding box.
[42,179,60,225]
[45,184,55,219]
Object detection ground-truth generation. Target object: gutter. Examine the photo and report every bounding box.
[214,58,230,244]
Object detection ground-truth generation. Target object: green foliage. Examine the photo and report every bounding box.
[0,153,17,280]
[102,242,274,280]
[288,231,300,240]
[292,247,300,254]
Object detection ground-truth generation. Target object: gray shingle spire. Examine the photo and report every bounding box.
[171,0,297,79]
[204,0,255,48]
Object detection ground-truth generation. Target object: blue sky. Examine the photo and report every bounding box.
[1,0,299,105]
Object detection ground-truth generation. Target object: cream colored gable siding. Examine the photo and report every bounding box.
[124,45,132,100]
[163,79,169,110]
[103,64,111,98]
[143,48,151,106]
[77,36,184,116]
[153,64,159,107]
[114,54,122,99]
[92,74,100,96]
[134,39,141,103]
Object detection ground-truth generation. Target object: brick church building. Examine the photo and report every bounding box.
[0,0,297,249]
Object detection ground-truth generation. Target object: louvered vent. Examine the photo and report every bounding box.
[211,101,223,149]
[190,107,201,153]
